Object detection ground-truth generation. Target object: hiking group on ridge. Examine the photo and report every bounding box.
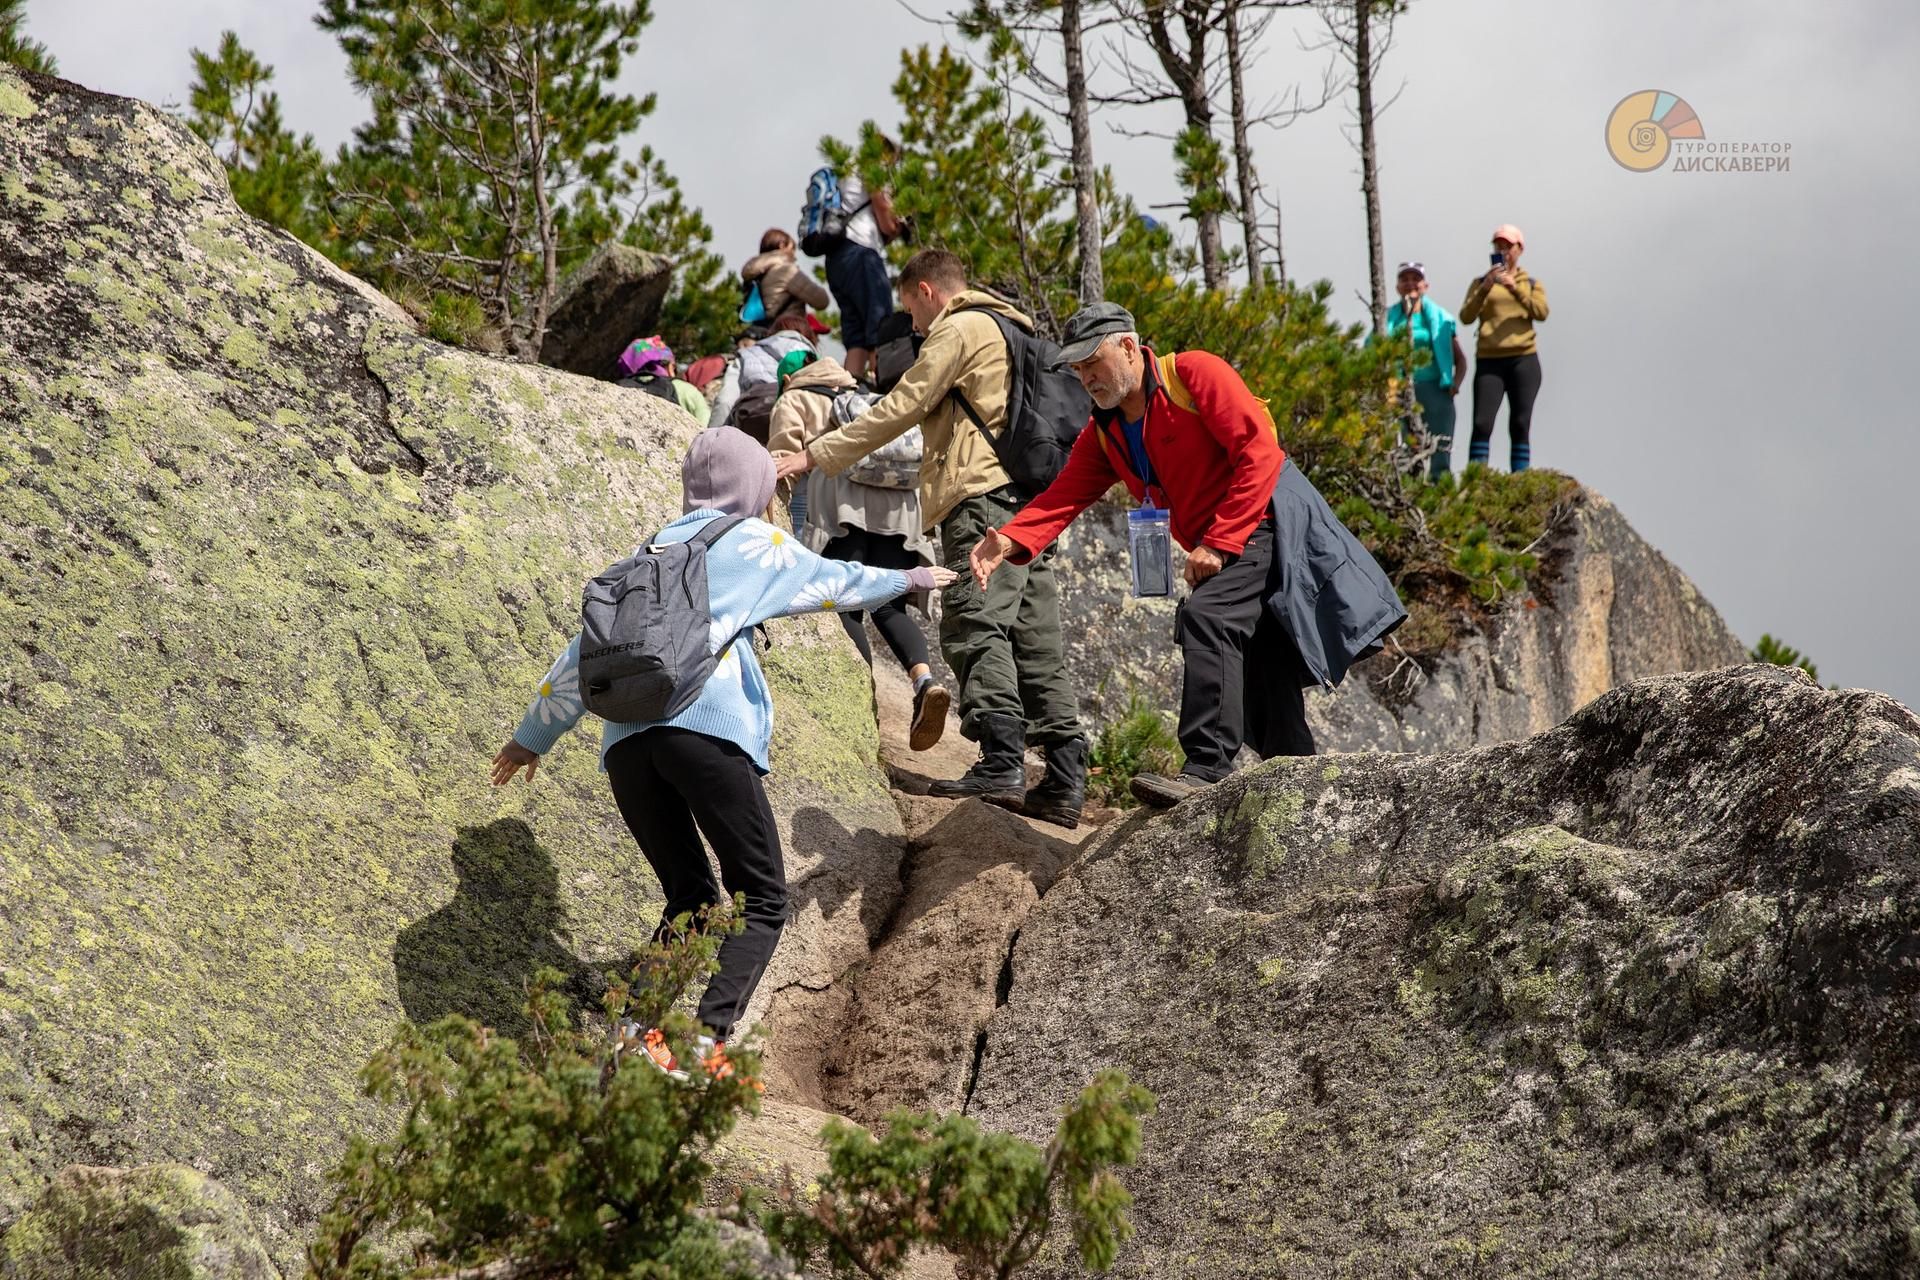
[493,156,1553,1082]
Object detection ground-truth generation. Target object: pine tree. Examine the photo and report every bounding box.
[184,33,330,249]
[825,44,1102,337]
[316,0,725,360]
[0,0,56,76]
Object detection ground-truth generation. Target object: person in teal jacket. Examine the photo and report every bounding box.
[1383,262,1468,479]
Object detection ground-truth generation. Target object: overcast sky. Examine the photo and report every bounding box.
[23,0,1920,708]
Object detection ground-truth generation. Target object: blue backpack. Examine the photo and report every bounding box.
[797,167,868,257]
[739,279,768,326]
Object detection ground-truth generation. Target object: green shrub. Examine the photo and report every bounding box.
[306,906,1153,1279]
[764,1070,1155,1278]
[1089,691,1184,809]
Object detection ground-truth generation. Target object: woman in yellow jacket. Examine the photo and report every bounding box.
[1459,223,1548,472]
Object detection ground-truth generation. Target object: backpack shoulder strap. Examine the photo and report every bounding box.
[1156,351,1196,413]
[691,514,749,550]
[795,383,840,401]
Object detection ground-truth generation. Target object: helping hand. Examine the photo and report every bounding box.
[1184,545,1226,588]
[907,564,960,592]
[773,450,814,482]
[970,530,1012,589]
[491,740,540,786]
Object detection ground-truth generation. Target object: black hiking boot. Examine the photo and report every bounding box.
[928,712,1026,804]
[994,736,1088,830]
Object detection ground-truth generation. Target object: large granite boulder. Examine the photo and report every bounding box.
[968,665,1920,1276]
[538,241,674,377]
[1049,486,1748,752]
[0,67,899,1268]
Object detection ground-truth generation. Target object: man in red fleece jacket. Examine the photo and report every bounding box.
[970,302,1318,807]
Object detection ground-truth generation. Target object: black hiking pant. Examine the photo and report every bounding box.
[1469,352,1542,472]
[821,528,930,674]
[1175,519,1316,781]
[605,727,785,1040]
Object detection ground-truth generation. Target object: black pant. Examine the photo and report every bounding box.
[605,727,785,1039]
[1175,519,1316,781]
[1470,352,1542,469]
[821,528,929,673]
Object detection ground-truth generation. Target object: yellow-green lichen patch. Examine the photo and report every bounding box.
[1,77,906,1276]
[0,68,33,120]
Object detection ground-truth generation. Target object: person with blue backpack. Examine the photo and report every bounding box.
[489,427,956,1082]
[797,144,903,384]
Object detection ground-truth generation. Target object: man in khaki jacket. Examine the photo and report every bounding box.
[774,249,1085,828]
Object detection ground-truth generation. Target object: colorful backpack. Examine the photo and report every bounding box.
[797,167,869,257]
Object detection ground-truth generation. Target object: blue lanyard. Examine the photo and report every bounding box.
[1119,417,1156,502]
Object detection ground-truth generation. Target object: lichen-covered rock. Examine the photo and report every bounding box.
[1049,486,1747,752]
[968,665,1920,1277]
[0,68,903,1268]
[538,241,674,377]
[0,1165,277,1280]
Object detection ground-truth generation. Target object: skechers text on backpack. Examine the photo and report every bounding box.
[947,309,1092,498]
[578,515,747,723]
[797,167,869,257]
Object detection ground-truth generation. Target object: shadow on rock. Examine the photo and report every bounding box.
[393,818,599,1038]
[786,806,910,949]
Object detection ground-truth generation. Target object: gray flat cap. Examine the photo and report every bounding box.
[1054,301,1137,366]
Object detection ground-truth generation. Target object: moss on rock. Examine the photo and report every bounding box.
[0,1165,277,1280]
[971,666,1920,1277]
[0,69,905,1271]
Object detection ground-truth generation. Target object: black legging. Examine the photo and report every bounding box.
[1470,352,1542,472]
[820,528,930,672]
[605,728,785,1040]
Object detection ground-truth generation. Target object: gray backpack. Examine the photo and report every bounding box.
[578,515,746,723]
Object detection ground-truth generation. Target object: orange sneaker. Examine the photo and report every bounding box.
[699,1039,766,1093]
[626,1025,687,1082]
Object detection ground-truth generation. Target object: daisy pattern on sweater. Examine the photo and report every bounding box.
[529,651,582,725]
[738,526,798,571]
[511,511,911,774]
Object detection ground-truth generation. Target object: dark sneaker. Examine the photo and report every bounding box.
[910,681,950,752]
[1130,771,1209,809]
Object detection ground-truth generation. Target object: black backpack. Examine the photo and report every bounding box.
[947,308,1092,499]
[872,310,922,393]
[616,373,680,406]
[578,516,747,724]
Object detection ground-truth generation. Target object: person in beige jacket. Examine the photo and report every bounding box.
[768,354,949,750]
[774,250,1086,829]
[741,228,831,331]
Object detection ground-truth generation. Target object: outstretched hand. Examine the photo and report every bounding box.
[491,739,540,786]
[970,530,1012,588]
[906,564,960,592]
[773,450,813,483]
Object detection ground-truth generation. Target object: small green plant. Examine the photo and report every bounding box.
[307,906,765,1280]
[1089,691,1184,808]
[307,903,1153,1279]
[763,1069,1155,1278]
[1751,633,1821,684]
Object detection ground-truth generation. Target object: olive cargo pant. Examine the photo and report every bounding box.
[937,487,1082,746]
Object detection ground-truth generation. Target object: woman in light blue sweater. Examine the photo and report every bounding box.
[491,427,953,1080]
